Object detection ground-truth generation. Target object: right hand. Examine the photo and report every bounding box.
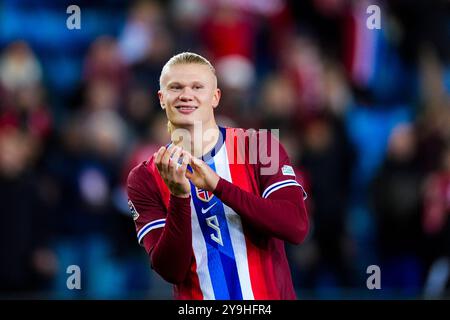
[154,145,191,198]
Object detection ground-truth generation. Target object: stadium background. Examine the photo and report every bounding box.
[0,0,449,299]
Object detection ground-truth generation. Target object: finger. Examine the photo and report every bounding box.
[154,146,166,172]
[171,146,182,167]
[182,149,193,158]
[187,157,204,182]
[155,146,165,164]
[169,146,182,175]
[178,150,190,174]
[161,144,175,173]
[190,156,203,170]
[179,152,192,181]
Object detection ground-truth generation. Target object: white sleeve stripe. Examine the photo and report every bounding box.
[262,179,299,198]
[263,182,301,198]
[137,219,165,239]
[263,181,308,200]
[138,222,165,243]
[137,219,166,242]
[300,185,308,200]
[137,223,165,243]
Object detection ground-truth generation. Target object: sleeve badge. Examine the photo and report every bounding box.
[128,199,140,220]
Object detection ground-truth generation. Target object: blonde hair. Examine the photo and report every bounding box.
[161,52,216,134]
[159,52,216,88]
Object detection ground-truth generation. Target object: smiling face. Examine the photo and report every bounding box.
[158,63,221,130]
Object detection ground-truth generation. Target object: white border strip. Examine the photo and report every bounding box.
[137,219,166,243]
[262,180,307,200]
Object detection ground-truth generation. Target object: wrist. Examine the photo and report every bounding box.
[212,177,225,195]
[210,174,220,192]
[170,191,191,198]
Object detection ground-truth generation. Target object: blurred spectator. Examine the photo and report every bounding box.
[170,0,210,52]
[423,145,450,235]
[202,2,257,91]
[322,60,352,117]
[83,36,129,92]
[298,113,356,291]
[0,41,52,144]
[423,146,450,263]
[287,0,347,70]
[118,0,164,66]
[389,0,450,65]
[280,35,326,117]
[123,85,157,137]
[416,106,450,173]
[416,46,450,173]
[0,128,57,295]
[370,123,425,294]
[83,110,129,162]
[121,113,170,187]
[260,72,297,122]
[0,84,52,141]
[129,26,174,103]
[0,41,42,92]
[84,79,121,113]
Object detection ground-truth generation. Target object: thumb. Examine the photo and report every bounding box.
[190,156,202,168]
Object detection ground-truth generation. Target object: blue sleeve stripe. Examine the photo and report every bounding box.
[262,179,298,197]
[137,219,166,243]
[262,180,307,200]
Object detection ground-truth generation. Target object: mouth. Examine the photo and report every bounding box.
[175,105,198,114]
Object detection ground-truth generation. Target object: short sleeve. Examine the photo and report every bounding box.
[256,131,307,200]
[127,160,168,247]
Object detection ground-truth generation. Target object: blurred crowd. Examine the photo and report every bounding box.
[0,0,449,299]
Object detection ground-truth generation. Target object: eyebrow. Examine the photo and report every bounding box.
[166,81,204,87]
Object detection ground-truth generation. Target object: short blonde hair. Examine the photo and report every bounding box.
[159,52,216,88]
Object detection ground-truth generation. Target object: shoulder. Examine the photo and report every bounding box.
[252,128,288,161]
[127,160,151,185]
[224,126,258,137]
[127,158,159,194]
[223,126,288,161]
[224,127,281,146]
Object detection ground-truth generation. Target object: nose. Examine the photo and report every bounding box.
[179,87,194,101]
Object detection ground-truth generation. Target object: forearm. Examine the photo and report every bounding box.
[150,195,192,284]
[213,178,308,244]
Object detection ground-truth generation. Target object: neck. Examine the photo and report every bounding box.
[171,121,220,158]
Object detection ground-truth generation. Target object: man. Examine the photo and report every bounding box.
[127,52,308,299]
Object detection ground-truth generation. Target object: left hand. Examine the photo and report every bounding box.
[185,152,220,192]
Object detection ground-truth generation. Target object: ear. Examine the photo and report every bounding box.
[158,90,165,109]
[212,88,221,109]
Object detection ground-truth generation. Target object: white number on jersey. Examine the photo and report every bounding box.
[206,215,223,246]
